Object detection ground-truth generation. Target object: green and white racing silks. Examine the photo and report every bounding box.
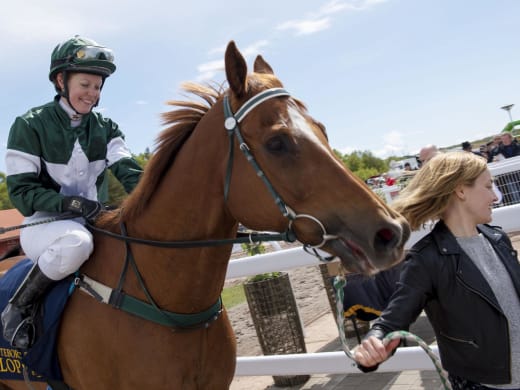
[6,96,143,217]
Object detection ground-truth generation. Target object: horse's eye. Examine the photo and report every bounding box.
[265,135,289,154]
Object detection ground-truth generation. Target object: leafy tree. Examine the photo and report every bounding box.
[134,147,151,168]
[0,173,13,210]
[334,149,389,181]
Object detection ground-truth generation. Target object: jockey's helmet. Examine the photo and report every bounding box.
[49,35,116,82]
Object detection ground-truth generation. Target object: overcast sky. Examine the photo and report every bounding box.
[2,0,520,172]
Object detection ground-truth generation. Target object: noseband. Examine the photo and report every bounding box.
[223,88,337,250]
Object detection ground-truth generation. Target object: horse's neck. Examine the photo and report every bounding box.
[116,126,235,312]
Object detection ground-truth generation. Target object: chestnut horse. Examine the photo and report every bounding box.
[0,41,409,389]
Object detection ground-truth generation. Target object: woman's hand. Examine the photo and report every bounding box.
[353,335,401,368]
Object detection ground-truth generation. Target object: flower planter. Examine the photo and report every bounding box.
[244,272,309,387]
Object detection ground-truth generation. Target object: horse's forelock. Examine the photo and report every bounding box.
[246,73,283,93]
[122,83,223,221]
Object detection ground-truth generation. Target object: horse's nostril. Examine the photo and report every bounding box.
[375,227,398,251]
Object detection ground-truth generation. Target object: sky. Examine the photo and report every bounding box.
[2,0,520,173]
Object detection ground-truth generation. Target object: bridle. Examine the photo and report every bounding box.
[223,87,338,251]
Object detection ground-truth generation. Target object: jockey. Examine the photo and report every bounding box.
[2,36,143,349]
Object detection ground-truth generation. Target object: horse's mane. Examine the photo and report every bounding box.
[121,82,224,222]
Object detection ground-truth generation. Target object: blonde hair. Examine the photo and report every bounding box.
[392,152,488,230]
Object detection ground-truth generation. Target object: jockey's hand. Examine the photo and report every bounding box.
[62,196,104,223]
[353,335,400,371]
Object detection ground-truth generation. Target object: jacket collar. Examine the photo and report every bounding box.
[430,220,502,255]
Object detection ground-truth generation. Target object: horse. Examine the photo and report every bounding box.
[0,41,410,389]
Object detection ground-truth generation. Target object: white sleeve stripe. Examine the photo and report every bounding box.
[5,149,41,176]
[106,136,133,167]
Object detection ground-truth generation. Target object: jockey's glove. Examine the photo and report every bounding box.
[62,196,104,223]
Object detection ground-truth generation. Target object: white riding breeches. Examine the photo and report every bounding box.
[20,214,94,281]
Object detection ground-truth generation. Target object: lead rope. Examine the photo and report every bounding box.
[332,275,452,390]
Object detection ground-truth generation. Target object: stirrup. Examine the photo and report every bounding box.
[9,316,35,350]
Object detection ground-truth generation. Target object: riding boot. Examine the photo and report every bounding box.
[1,263,54,349]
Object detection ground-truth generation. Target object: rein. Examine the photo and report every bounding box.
[86,222,296,247]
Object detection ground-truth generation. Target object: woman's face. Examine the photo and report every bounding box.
[57,72,103,114]
[460,170,498,224]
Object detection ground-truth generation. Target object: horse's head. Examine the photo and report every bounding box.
[223,41,410,274]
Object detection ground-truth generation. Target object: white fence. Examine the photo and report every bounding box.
[228,156,520,377]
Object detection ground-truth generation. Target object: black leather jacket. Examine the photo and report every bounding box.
[364,221,520,384]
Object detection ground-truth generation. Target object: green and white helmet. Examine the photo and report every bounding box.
[49,35,116,81]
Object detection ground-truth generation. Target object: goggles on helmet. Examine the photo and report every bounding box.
[72,46,114,63]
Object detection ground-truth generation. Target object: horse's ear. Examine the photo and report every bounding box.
[253,55,274,75]
[225,41,247,98]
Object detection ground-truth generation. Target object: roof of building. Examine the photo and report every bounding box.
[0,209,23,241]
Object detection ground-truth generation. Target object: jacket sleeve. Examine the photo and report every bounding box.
[109,157,143,194]
[5,117,64,216]
[104,123,143,194]
[356,251,435,372]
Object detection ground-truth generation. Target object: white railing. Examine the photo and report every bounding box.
[228,156,520,377]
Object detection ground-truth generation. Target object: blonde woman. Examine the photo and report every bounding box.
[354,152,520,389]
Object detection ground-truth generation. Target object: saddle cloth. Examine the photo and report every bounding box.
[0,258,70,382]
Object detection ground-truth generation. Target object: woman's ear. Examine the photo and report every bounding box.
[56,72,65,92]
[454,184,466,201]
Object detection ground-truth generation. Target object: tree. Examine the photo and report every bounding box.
[334,149,389,181]
[0,173,13,210]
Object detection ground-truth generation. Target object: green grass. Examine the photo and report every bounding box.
[222,284,246,309]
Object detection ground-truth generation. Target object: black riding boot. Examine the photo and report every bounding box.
[1,263,54,349]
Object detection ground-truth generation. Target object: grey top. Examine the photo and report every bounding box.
[457,234,520,388]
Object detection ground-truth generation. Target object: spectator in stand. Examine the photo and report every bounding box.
[488,134,504,162]
[462,141,473,153]
[404,162,412,171]
[479,144,490,163]
[493,132,520,161]
[418,144,440,167]
[462,141,484,158]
